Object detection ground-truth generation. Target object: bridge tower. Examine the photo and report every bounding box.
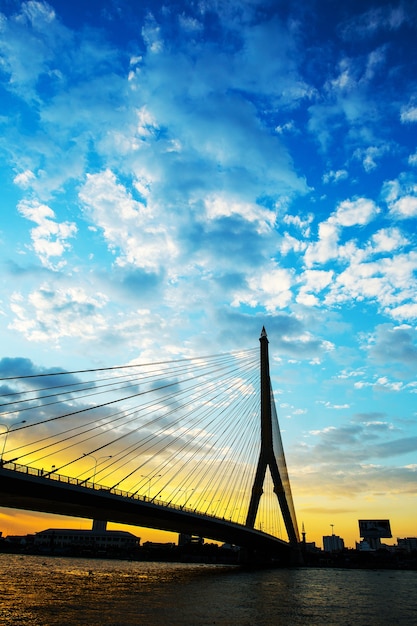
[245,327,299,545]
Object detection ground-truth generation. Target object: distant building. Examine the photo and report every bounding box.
[178,533,204,546]
[356,539,372,551]
[323,534,344,552]
[34,519,139,554]
[220,543,240,552]
[34,528,140,554]
[5,534,33,548]
[142,541,176,550]
[397,537,417,552]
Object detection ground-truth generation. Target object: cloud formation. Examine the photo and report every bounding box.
[1,0,416,543]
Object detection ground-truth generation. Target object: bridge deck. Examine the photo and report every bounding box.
[0,463,291,557]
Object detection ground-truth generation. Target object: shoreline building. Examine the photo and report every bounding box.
[396,537,417,553]
[323,534,344,552]
[34,519,140,555]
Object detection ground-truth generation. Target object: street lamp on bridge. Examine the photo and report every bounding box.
[178,488,194,509]
[141,474,161,500]
[83,453,113,486]
[0,420,26,461]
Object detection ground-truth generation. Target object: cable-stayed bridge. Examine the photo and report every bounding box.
[0,329,300,563]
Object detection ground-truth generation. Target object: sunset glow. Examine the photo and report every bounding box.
[1,0,416,549]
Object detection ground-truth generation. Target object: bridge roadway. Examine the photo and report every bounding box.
[0,463,293,560]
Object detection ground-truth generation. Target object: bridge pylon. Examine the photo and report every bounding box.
[245,327,300,546]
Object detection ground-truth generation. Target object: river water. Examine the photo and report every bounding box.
[0,554,415,625]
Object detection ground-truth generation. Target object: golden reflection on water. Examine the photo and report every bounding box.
[0,554,415,626]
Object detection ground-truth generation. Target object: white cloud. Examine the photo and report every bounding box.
[323,401,350,409]
[389,196,417,219]
[9,284,108,343]
[296,269,334,307]
[375,377,403,391]
[204,195,276,232]
[304,198,379,267]
[354,145,389,172]
[21,1,56,25]
[362,46,387,82]
[0,2,57,98]
[232,265,294,312]
[408,152,417,166]
[381,175,417,221]
[280,232,307,255]
[13,169,36,188]
[17,199,77,269]
[370,227,408,253]
[275,121,296,134]
[330,197,379,227]
[322,169,348,184]
[283,213,313,235]
[141,13,163,54]
[283,214,306,228]
[400,106,417,123]
[0,3,416,366]
[381,178,401,203]
[178,14,203,33]
[136,105,160,139]
[389,303,417,321]
[325,252,417,312]
[304,221,339,267]
[296,292,319,306]
[79,170,178,271]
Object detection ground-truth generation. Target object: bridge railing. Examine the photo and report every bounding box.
[0,460,289,543]
[0,460,234,523]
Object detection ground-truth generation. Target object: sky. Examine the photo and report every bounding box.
[0,0,416,549]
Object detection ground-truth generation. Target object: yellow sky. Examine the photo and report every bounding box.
[1,447,413,550]
[1,492,414,550]
[0,507,177,544]
[296,491,416,549]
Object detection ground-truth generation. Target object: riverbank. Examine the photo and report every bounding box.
[1,538,416,570]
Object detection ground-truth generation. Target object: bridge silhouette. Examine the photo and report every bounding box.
[0,329,300,563]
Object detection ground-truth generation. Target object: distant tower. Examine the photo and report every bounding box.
[302,522,306,544]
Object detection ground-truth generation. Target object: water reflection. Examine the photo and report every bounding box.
[0,555,415,625]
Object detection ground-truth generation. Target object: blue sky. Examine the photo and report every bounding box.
[0,0,416,546]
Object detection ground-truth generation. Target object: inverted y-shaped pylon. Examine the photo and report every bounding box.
[245,327,299,545]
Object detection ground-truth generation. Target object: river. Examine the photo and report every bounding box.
[0,554,415,625]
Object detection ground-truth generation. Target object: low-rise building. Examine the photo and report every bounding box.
[34,521,139,555]
[397,537,417,552]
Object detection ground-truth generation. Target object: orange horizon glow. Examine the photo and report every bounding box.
[1,495,414,551]
[1,435,414,550]
[1,387,414,550]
